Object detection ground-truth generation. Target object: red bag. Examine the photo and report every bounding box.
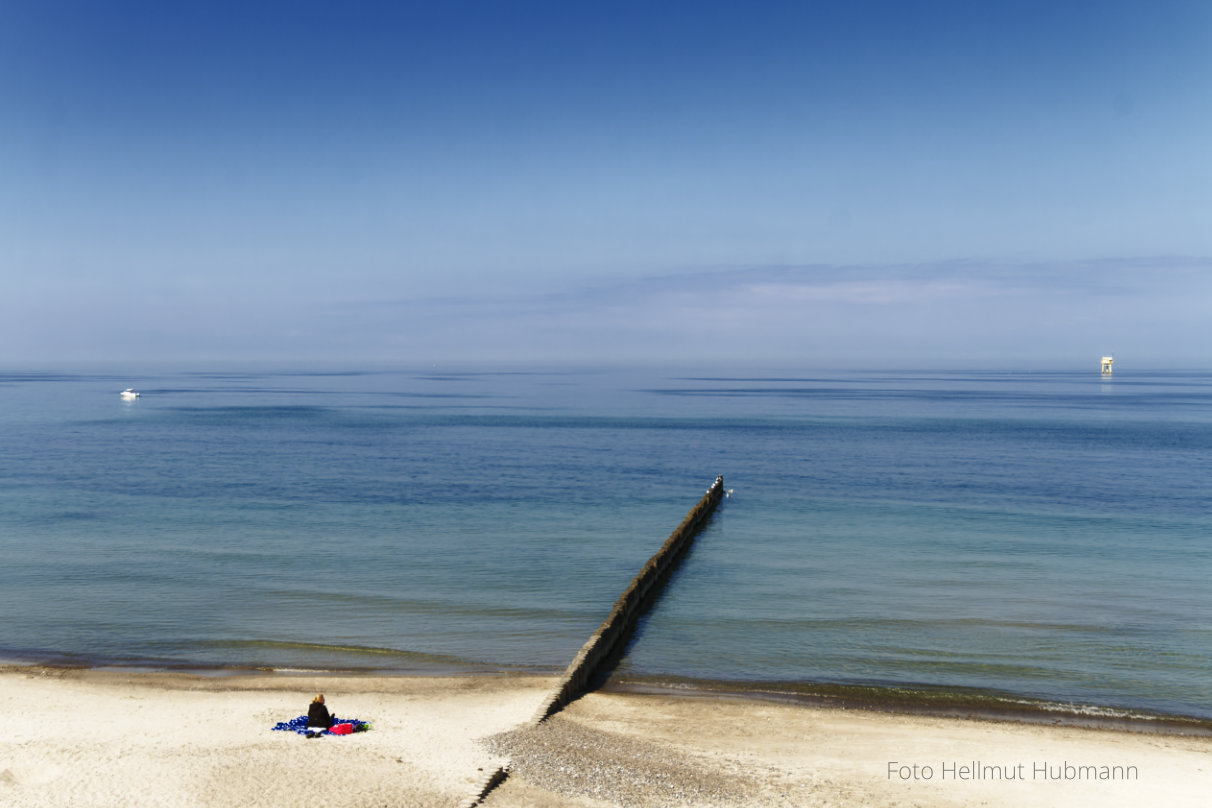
[330,723,353,735]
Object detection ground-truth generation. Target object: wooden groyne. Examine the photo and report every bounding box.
[460,476,727,807]
[530,475,726,724]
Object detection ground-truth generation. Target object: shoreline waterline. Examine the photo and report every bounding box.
[7,660,1211,737]
[602,676,1212,737]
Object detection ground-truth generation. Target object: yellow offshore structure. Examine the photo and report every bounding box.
[1101,356,1114,375]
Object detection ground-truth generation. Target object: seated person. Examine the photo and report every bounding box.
[307,694,336,731]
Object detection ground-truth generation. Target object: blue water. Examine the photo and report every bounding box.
[1,365,1210,719]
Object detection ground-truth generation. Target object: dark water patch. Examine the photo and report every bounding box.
[0,372,123,383]
[141,389,495,399]
[258,588,599,623]
[148,388,495,399]
[351,403,557,411]
[1101,378,1212,389]
[179,372,275,381]
[168,405,326,415]
[66,406,1210,451]
[0,647,263,674]
[0,638,526,675]
[410,369,584,378]
[0,648,506,676]
[182,370,381,380]
[16,509,108,525]
[675,376,864,384]
[260,370,381,378]
[134,386,367,395]
[669,373,1098,385]
[647,614,1159,634]
[162,405,341,423]
[676,369,1212,386]
[67,404,345,425]
[215,639,484,668]
[368,413,804,432]
[856,416,1212,449]
[94,410,774,432]
[381,391,493,399]
[645,385,1212,408]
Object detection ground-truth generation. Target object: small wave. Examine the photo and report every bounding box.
[603,675,1212,736]
[213,639,474,665]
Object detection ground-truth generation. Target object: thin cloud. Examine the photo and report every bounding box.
[304,256,1212,365]
[376,256,1211,313]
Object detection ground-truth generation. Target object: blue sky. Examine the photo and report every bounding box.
[2,1,1210,366]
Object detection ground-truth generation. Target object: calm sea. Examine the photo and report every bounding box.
[1,365,1210,720]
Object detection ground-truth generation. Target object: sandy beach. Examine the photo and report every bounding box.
[2,666,1209,808]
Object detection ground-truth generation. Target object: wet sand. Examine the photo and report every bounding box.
[2,667,1209,807]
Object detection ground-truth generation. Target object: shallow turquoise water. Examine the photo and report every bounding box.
[1,365,1209,719]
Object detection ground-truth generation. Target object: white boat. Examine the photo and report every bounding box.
[120,388,140,400]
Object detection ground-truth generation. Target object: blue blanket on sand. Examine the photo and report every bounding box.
[271,715,370,736]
